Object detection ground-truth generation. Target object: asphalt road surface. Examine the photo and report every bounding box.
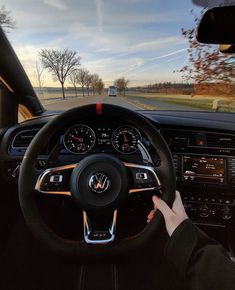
[44,95,140,111]
[43,95,204,111]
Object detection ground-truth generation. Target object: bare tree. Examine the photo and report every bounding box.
[68,70,79,97]
[85,72,92,96]
[114,77,130,96]
[0,5,16,32]
[77,68,88,96]
[35,61,44,100]
[39,49,81,99]
[95,79,104,95]
[90,74,99,95]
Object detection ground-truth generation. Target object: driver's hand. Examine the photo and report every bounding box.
[147,191,188,236]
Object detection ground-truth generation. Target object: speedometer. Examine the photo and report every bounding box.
[111,126,141,154]
[63,125,96,154]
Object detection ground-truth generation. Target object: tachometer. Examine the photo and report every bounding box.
[63,125,95,154]
[111,126,141,154]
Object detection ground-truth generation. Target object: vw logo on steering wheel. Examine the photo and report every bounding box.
[89,172,110,193]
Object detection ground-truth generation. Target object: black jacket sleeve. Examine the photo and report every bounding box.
[165,219,235,290]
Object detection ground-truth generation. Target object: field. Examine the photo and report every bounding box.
[36,89,84,105]
[125,92,235,112]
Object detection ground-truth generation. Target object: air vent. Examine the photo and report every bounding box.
[206,133,235,149]
[160,129,193,151]
[12,129,39,148]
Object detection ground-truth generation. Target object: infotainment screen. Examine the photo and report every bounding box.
[182,156,225,183]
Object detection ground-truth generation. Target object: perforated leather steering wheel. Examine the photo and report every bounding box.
[19,104,175,258]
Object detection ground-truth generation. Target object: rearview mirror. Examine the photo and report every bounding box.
[193,0,235,8]
[197,6,235,44]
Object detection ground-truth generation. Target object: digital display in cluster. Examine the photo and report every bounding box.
[96,127,112,145]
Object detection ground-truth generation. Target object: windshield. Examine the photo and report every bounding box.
[2,0,235,113]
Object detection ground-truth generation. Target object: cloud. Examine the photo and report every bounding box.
[94,0,103,32]
[117,58,145,76]
[165,55,183,63]
[117,48,187,76]
[43,0,68,10]
[104,11,189,25]
[150,48,188,61]
[14,44,55,87]
[131,37,186,53]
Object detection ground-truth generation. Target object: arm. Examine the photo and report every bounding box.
[148,192,235,290]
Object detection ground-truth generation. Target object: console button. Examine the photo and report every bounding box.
[50,175,63,183]
[135,172,148,180]
[220,206,232,220]
[131,168,157,188]
[199,205,210,218]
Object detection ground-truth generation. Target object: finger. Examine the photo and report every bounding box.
[147,210,156,220]
[172,191,185,213]
[152,196,173,220]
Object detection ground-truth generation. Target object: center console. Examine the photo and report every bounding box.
[173,154,235,226]
[160,128,235,227]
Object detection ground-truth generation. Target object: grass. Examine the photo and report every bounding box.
[126,92,235,112]
[164,98,212,110]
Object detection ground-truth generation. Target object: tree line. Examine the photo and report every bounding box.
[114,77,130,96]
[143,82,193,89]
[39,49,104,99]
[130,82,193,95]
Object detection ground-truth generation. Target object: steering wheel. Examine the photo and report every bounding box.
[19,104,175,258]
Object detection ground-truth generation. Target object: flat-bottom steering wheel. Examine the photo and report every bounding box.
[19,104,175,258]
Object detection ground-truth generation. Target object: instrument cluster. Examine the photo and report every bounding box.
[63,124,142,154]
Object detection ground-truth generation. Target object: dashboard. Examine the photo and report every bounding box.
[7,120,151,157]
[1,110,235,232]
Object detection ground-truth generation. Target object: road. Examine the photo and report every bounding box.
[43,95,204,111]
[44,95,141,111]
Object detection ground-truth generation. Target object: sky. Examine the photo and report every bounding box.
[3,0,203,87]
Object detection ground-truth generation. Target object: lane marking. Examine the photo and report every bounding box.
[121,97,156,110]
[119,97,144,110]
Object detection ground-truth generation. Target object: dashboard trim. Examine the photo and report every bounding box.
[159,128,235,150]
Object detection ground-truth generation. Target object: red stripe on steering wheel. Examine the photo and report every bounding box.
[96,103,103,115]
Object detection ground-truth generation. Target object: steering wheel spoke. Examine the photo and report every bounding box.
[35,163,77,196]
[83,210,117,244]
[124,162,161,194]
